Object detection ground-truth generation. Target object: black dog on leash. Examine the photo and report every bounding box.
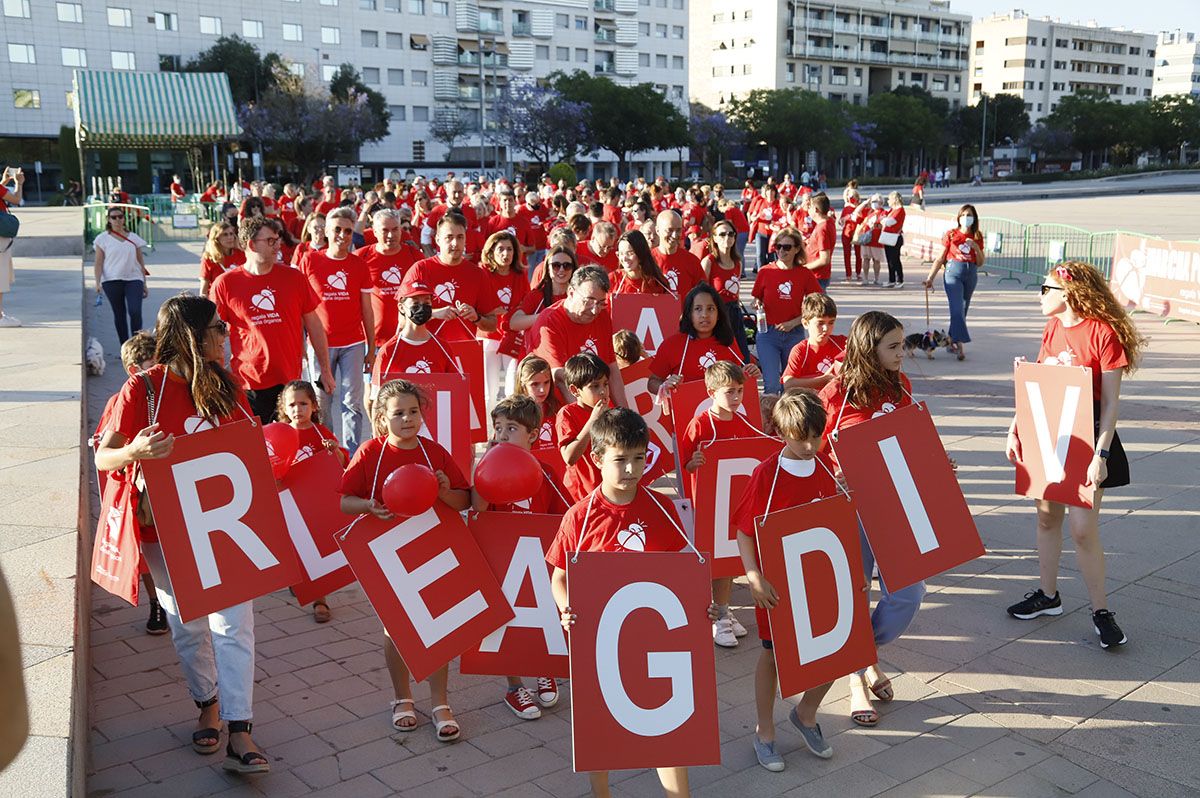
[904,330,951,359]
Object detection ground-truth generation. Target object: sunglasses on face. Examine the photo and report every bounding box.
[550,261,574,271]
[1040,284,1064,296]
[255,235,281,247]
[331,227,354,238]
[715,232,736,238]
[775,243,795,251]
[108,214,124,220]
[207,319,229,335]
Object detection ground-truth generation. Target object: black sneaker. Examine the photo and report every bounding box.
[1007,589,1063,620]
[146,601,169,635]
[1093,609,1127,649]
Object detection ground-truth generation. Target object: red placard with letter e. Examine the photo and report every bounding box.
[833,403,984,591]
[610,293,680,356]
[336,503,514,682]
[756,496,876,697]
[141,421,302,622]
[1013,361,1095,508]
[402,372,475,478]
[461,512,568,678]
[692,437,782,577]
[279,451,356,606]
[568,551,720,773]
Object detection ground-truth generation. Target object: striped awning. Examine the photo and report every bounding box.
[72,70,242,149]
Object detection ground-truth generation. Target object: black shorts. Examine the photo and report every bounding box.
[1097,427,1130,490]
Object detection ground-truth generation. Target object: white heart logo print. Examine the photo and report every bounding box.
[871,402,897,419]
[408,359,432,374]
[666,271,680,292]
[293,445,315,463]
[726,278,739,294]
[327,271,347,290]
[778,282,793,298]
[251,290,276,311]
[183,416,214,434]
[434,282,457,303]
[538,421,553,442]
[582,338,598,354]
[698,351,717,369]
[617,522,646,552]
[382,266,404,285]
[498,287,512,306]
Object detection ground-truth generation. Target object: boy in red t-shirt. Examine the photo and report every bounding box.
[734,389,841,770]
[556,352,611,502]
[783,293,846,392]
[547,408,717,798]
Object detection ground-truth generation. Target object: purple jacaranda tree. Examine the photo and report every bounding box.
[492,81,591,170]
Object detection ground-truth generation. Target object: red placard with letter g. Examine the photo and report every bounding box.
[568,552,720,773]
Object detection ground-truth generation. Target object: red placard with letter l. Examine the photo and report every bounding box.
[610,293,681,356]
[279,451,356,605]
[618,360,672,483]
[460,512,568,678]
[336,503,514,682]
[755,496,877,697]
[568,552,720,773]
[1013,361,1095,508]
[141,421,303,622]
[400,372,475,478]
[692,437,782,577]
[833,403,985,591]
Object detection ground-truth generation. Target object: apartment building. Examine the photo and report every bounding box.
[1152,30,1200,98]
[690,0,970,110]
[1,0,690,180]
[967,11,1155,122]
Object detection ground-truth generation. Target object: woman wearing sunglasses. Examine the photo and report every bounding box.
[751,226,822,394]
[94,206,150,344]
[702,219,752,360]
[923,204,984,361]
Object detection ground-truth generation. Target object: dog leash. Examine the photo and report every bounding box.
[924,285,931,328]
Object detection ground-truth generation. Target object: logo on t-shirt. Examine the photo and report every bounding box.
[665,270,680,292]
[293,444,315,464]
[183,416,215,434]
[538,421,554,443]
[382,266,404,285]
[817,357,835,373]
[582,337,598,354]
[1043,349,1075,367]
[408,359,433,374]
[251,290,276,312]
[498,287,512,306]
[617,521,647,552]
[725,278,739,295]
[778,281,793,299]
[327,271,348,290]
[434,281,458,303]
[957,242,973,256]
[871,402,897,419]
[698,350,717,369]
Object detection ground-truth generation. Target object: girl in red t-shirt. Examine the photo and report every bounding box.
[924,204,985,360]
[1002,261,1146,649]
[702,219,752,361]
[199,221,247,298]
[478,231,529,413]
[839,188,862,280]
[648,283,761,394]
[853,195,886,285]
[339,379,471,741]
[292,212,327,269]
[512,354,568,486]
[612,229,672,296]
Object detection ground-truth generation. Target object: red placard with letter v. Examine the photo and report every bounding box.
[568,551,720,773]
[756,496,876,697]
[401,372,475,479]
[1014,361,1095,508]
[834,403,984,591]
[610,293,681,356]
[336,503,514,682]
[461,512,568,678]
[141,421,302,622]
[279,451,356,606]
[692,437,782,577]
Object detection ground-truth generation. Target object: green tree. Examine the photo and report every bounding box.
[1147,94,1200,162]
[429,109,472,156]
[949,93,1031,156]
[726,88,849,174]
[183,35,281,106]
[329,64,391,143]
[1044,90,1124,169]
[862,92,941,173]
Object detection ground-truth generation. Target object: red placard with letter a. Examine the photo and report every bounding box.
[755,496,876,697]
[336,503,514,682]
[833,403,984,591]
[1013,361,1095,508]
[610,294,680,356]
[279,451,356,606]
[692,437,782,577]
[568,552,720,773]
[141,421,302,622]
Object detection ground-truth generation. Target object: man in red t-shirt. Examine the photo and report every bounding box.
[169,174,186,203]
[401,211,499,342]
[211,217,332,422]
[803,194,837,289]
[420,180,476,256]
[480,190,533,264]
[575,222,618,272]
[356,209,419,349]
[651,210,707,300]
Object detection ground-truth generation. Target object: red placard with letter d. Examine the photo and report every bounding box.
[610,293,680,356]
[692,437,782,577]
[278,451,356,606]
[833,403,984,591]
[461,512,568,677]
[336,503,514,682]
[1013,361,1095,508]
[568,551,720,773]
[140,421,303,622]
[756,496,876,697]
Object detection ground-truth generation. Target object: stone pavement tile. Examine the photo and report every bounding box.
[336,735,421,780]
[1048,745,1196,798]
[453,745,567,794]
[131,741,222,783]
[779,762,901,798]
[943,732,1052,786]
[532,764,600,797]
[290,755,342,790]
[248,716,312,748]
[490,782,557,798]
[1153,655,1200,699]
[293,702,360,735]
[852,693,974,747]
[874,766,984,798]
[858,733,972,784]
[0,735,70,798]
[465,720,541,758]
[91,725,187,772]
[1056,715,1200,794]
[88,762,149,793]
[257,672,307,698]
[267,729,339,770]
[92,698,193,743]
[1028,754,1103,793]
[301,772,394,798]
[277,646,332,669]
[114,764,233,798]
[92,693,141,723]
[1074,781,1139,798]
[369,740,492,791]
[269,683,342,717]
[976,770,1094,797]
[310,673,377,704]
[316,711,399,752]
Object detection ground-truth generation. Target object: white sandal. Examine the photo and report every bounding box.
[430,704,460,742]
[390,698,417,732]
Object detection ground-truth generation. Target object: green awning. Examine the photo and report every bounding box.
[72,70,242,149]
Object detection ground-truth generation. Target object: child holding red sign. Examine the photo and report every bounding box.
[734,389,841,769]
[557,353,611,502]
[513,355,567,485]
[339,379,470,741]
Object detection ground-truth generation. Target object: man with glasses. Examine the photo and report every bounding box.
[356,209,419,350]
[299,207,374,452]
[211,217,333,423]
[651,210,707,301]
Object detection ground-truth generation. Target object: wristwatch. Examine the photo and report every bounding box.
[1097,448,1110,460]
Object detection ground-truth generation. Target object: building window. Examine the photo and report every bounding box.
[362,67,380,84]
[671,25,684,39]
[556,13,569,28]
[362,29,379,47]
[536,45,549,60]
[159,54,181,71]
[671,84,684,100]
[155,11,178,30]
[388,104,406,120]
[322,64,337,81]
[433,0,448,14]
[854,67,863,86]
[576,48,589,62]
[61,47,87,67]
[289,63,305,78]
[283,23,303,41]
[8,43,35,64]
[319,0,338,5]
[413,105,429,122]
[111,51,135,70]
[361,0,376,8]
[3,0,31,18]
[243,19,264,38]
[655,24,667,38]
[556,46,569,61]
[639,52,650,67]
[786,63,795,82]
[387,68,404,84]
[386,32,404,49]
[13,88,40,109]
[199,15,221,35]
[409,34,427,50]
[673,0,683,7]
[412,69,427,86]
[107,7,132,27]
[413,140,425,161]
[672,55,684,69]
[321,26,340,44]
[639,22,649,36]
[56,2,82,22]
[408,0,424,13]
[384,0,400,10]
[656,54,667,68]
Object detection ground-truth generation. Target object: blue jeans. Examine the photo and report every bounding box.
[756,326,806,395]
[725,300,752,362]
[102,279,144,344]
[943,260,978,344]
[310,342,366,453]
[818,278,830,291]
[754,233,775,271]
[735,232,749,265]
[857,525,925,672]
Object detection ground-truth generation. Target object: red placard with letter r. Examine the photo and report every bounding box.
[755,496,877,697]
[833,402,985,591]
[279,450,356,606]
[460,512,568,678]
[617,359,672,483]
[568,551,720,773]
[692,436,782,577]
[610,293,680,356]
[336,503,514,682]
[1013,361,1095,508]
[141,421,302,622]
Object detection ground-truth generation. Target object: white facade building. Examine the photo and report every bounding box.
[1152,31,1200,98]
[967,11,1155,122]
[689,0,970,110]
[1,0,691,179]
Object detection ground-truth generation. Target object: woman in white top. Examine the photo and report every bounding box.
[93,207,148,343]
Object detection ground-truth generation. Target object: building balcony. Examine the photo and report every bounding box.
[595,61,616,74]
[479,18,504,34]
[859,50,890,63]
[801,17,834,32]
[512,21,531,36]
[458,52,508,69]
[594,0,616,11]
[595,28,617,44]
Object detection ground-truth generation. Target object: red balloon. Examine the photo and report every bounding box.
[263,422,299,479]
[474,443,544,505]
[382,464,440,517]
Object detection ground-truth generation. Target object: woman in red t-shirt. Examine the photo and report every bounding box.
[853,194,886,285]
[1002,261,1147,649]
[612,230,672,296]
[880,191,907,288]
[292,212,327,268]
[478,231,529,410]
[510,245,577,340]
[751,226,821,394]
[923,204,984,360]
[199,221,246,298]
[701,219,752,361]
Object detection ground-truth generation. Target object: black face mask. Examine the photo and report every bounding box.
[406,302,433,326]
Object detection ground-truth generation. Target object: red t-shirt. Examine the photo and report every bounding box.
[401,257,499,341]
[292,422,347,464]
[355,244,420,348]
[300,250,372,348]
[169,182,185,200]
[480,268,529,341]
[941,228,984,265]
[211,265,319,390]
[609,269,669,296]
[839,202,859,238]
[804,218,837,281]
[576,242,618,272]
[545,486,688,569]
[651,247,706,300]
[751,265,822,326]
[751,201,784,237]
[819,372,913,439]
[649,332,745,381]
[0,185,11,214]
[526,299,616,368]
[732,452,839,536]
[879,207,905,243]
[515,206,549,250]
[556,402,603,502]
[704,260,743,304]
[1037,317,1128,401]
[602,205,624,227]
[199,249,246,285]
[421,203,476,238]
[783,335,846,380]
[339,436,467,504]
[371,334,457,386]
[723,205,749,234]
[679,411,764,497]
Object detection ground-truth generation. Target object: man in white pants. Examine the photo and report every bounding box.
[0,166,24,327]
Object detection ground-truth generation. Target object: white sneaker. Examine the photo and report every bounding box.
[884,282,896,288]
[894,281,904,289]
[713,617,738,648]
[729,612,748,638]
[0,314,20,328]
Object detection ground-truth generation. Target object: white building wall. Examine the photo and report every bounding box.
[1152,31,1200,98]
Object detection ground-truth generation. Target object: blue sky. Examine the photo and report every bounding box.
[949,1,1192,36]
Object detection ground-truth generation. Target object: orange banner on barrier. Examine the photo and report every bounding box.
[1110,234,1200,322]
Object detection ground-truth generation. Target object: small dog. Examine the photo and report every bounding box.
[85,336,106,376]
[904,330,950,359]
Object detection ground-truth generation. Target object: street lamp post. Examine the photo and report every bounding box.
[477,33,487,173]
